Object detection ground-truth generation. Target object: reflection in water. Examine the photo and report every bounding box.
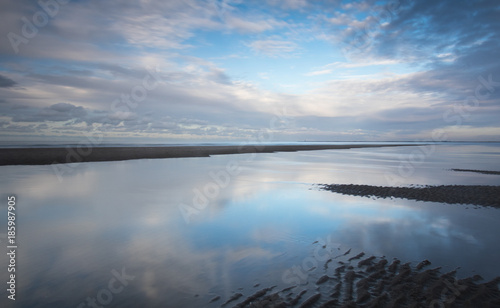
[0,143,500,307]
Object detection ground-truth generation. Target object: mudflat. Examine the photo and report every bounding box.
[319,184,500,207]
[0,144,419,166]
[222,254,500,307]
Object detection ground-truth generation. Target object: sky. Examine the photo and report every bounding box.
[0,0,499,144]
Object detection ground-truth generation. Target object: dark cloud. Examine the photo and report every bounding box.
[0,74,16,87]
[336,0,500,81]
[338,0,500,130]
[12,103,88,123]
[369,0,499,62]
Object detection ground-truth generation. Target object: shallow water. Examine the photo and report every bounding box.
[1,143,499,307]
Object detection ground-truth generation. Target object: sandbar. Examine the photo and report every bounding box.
[451,168,500,175]
[319,184,500,207]
[0,144,420,166]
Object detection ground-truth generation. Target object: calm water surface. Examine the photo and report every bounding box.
[1,143,500,307]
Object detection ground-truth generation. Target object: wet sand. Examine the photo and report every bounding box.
[222,254,500,307]
[0,144,419,166]
[319,184,500,207]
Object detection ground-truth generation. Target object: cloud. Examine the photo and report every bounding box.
[224,16,281,33]
[0,60,297,139]
[0,0,499,142]
[343,0,500,68]
[11,103,88,123]
[0,74,16,87]
[305,69,332,76]
[248,39,298,57]
[326,59,400,68]
[327,12,352,26]
[266,0,309,10]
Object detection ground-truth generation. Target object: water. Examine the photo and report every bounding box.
[0,143,499,307]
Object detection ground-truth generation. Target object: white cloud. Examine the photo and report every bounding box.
[440,126,500,140]
[325,59,401,68]
[248,39,298,57]
[305,69,332,76]
[224,16,279,33]
[293,72,443,118]
[259,72,270,80]
[266,0,308,10]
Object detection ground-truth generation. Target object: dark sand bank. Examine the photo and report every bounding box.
[319,184,500,207]
[222,254,500,307]
[451,168,500,175]
[0,144,420,166]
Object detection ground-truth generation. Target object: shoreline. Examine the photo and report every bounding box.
[0,144,421,166]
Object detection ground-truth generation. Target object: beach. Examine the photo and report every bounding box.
[0,143,420,165]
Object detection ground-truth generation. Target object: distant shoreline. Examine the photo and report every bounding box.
[0,144,421,166]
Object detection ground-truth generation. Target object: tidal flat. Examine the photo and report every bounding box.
[1,142,499,307]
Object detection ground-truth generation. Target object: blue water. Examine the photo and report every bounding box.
[0,143,499,307]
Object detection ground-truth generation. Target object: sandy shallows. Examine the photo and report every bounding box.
[319,184,500,207]
[0,144,420,166]
[213,254,500,307]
